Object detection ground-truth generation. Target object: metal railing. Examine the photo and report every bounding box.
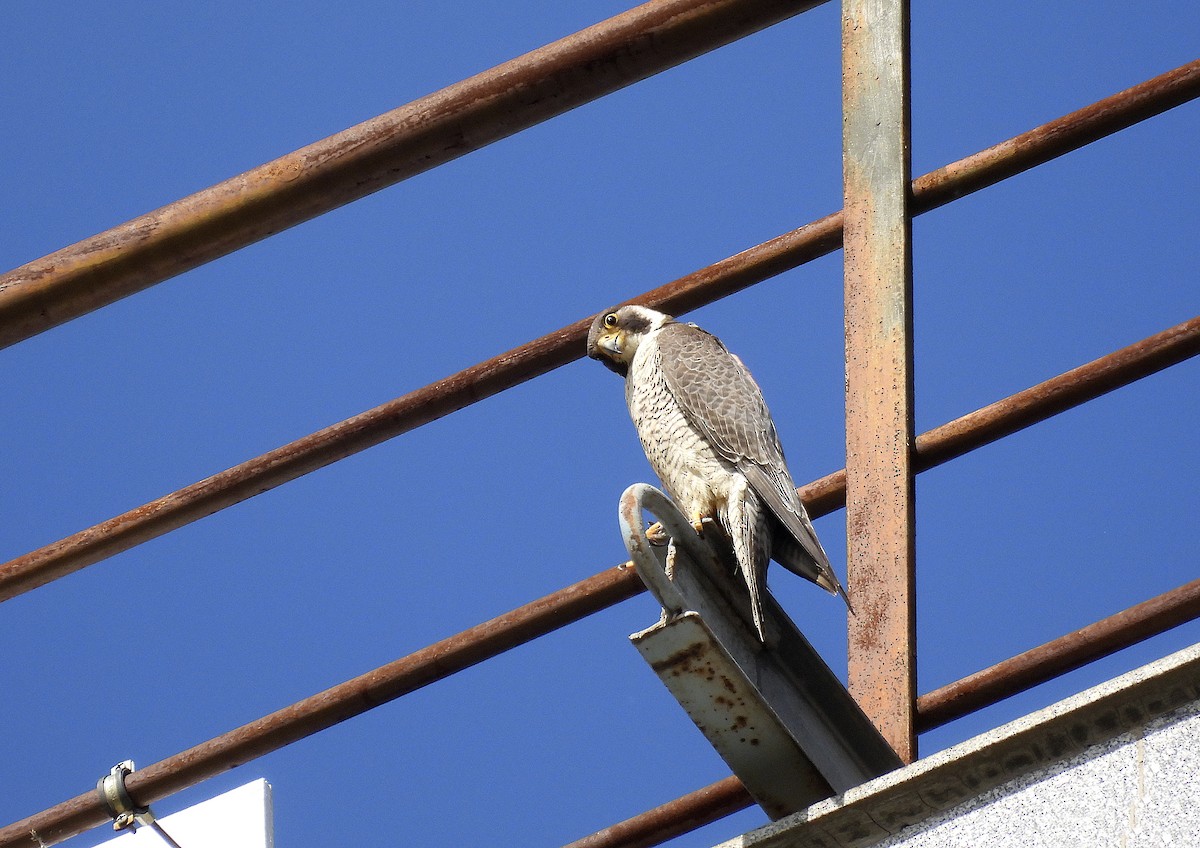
[0,2,1196,846]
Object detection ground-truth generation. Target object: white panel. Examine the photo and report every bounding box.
[89,779,272,848]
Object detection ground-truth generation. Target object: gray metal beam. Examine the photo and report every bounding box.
[620,485,902,820]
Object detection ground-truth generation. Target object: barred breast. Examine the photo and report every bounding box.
[625,335,734,521]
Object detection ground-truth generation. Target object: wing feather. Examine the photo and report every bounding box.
[656,323,842,594]
[654,323,778,467]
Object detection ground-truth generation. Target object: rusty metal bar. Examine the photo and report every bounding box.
[0,314,592,601]
[801,314,1200,518]
[917,578,1200,731]
[841,0,917,763]
[651,57,1200,318]
[0,564,644,848]
[0,0,828,351]
[911,317,1200,470]
[2,62,1197,603]
[560,776,752,848]
[910,60,1200,215]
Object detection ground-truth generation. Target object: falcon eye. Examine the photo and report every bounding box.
[603,313,618,328]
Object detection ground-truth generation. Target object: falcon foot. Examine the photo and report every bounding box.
[645,521,670,546]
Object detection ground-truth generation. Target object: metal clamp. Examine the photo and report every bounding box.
[96,761,146,831]
[95,761,184,847]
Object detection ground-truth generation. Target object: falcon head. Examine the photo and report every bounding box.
[587,305,674,377]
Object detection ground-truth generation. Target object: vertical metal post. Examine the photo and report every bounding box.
[841,0,917,762]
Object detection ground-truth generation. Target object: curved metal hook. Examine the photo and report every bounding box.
[618,483,731,620]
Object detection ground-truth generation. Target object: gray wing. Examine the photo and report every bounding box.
[655,322,835,579]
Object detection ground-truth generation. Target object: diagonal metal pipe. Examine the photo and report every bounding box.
[2,61,1197,603]
[0,565,646,848]
[0,0,827,350]
[916,577,1200,731]
[559,776,753,848]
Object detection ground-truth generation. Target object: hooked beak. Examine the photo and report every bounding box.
[595,332,622,358]
[586,329,628,377]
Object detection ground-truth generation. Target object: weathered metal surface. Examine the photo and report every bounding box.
[559,775,752,848]
[841,0,917,763]
[918,577,1200,731]
[2,65,1197,603]
[0,312,597,601]
[620,485,902,819]
[0,564,643,848]
[636,614,837,818]
[0,0,828,350]
[722,643,1200,848]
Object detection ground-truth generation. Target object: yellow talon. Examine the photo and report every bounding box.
[645,521,670,546]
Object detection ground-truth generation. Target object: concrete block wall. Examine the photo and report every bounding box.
[719,643,1200,848]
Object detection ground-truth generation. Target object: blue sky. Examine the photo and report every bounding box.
[2,2,1197,846]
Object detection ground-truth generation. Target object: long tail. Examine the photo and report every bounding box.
[772,531,852,613]
[745,558,767,641]
[726,488,770,641]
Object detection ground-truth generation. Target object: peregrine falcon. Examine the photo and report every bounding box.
[587,305,849,639]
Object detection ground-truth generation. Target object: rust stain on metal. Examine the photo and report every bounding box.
[913,315,1200,471]
[912,60,1200,215]
[842,0,917,764]
[649,641,711,679]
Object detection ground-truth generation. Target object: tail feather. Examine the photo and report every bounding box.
[773,531,853,613]
[745,560,767,641]
[724,485,771,641]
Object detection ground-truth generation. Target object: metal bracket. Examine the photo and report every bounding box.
[619,483,902,819]
[97,761,147,832]
[95,761,183,847]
